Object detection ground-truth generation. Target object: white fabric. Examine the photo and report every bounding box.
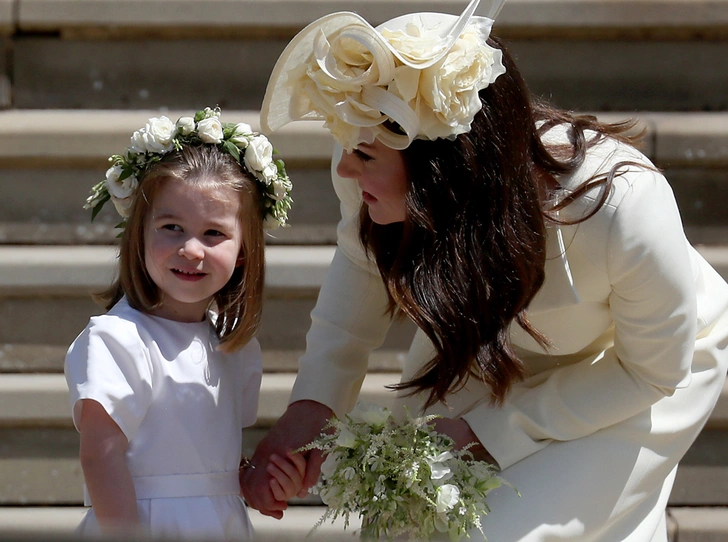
[65,297,262,541]
[290,129,728,541]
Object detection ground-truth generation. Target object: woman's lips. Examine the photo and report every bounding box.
[362,191,377,204]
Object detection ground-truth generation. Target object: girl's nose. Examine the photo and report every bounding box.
[178,237,205,259]
[336,150,361,180]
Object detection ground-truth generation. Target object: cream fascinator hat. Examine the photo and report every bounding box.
[261,0,507,150]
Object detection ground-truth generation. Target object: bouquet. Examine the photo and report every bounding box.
[298,401,509,541]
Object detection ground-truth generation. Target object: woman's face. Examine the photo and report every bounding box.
[336,139,408,225]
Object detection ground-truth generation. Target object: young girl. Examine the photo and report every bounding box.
[65,107,300,540]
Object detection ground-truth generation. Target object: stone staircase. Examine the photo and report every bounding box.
[1,0,727,540]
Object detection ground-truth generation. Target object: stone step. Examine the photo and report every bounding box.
[2,243,727,362]
[0,373,726,506]
[0,245,417,357]
[15,0,728,37]
[9,37,728,112]
[0,110,726,245]
[5,1,728,111]
[0,506,355,541]
[0,505,728,542]
[2,243,728,360]
[0,372,400,505]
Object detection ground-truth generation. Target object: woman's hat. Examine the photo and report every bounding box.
[261,0,507,150]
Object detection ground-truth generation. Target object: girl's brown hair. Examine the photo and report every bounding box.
[97,144,265,353]
[360,37,644,410]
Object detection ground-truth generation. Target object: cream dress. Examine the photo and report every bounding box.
[289,129,728,541]
[65,296,261,541]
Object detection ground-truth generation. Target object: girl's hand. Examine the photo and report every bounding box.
[267,451,307,502]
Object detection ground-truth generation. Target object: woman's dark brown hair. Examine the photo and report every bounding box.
[360,37,644,410]
[97,144,266,353]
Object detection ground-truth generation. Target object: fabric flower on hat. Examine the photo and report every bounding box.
[288,16,504,151]
[410,24,504,140]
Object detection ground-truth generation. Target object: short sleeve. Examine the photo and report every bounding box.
[64,316,154,441]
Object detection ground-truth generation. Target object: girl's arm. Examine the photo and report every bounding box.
[79,399,139,532]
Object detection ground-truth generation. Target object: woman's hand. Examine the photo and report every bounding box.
[241,400,333,519]
[431,417,498,466]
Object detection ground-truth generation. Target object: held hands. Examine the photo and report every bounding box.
[268,451,306,502]
[240,400,333,519]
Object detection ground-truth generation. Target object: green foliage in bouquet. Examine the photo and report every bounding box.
[298,402,510,541]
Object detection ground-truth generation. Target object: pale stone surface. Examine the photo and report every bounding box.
[0,1,12,35]
[1,110,725,166]
[16,0,728,30]
[669,507,728,542]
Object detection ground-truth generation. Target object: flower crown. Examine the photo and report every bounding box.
[84,107,293,229]
[261,0,506,151]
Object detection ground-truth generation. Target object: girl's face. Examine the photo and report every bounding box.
[144,179,243,322]
[336,139,408,225]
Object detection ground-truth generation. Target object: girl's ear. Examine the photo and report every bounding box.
[235,252,245,268]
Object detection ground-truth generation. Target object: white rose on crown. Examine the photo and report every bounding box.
[111,196,134,218]
[231,122,254,149]
[271,178,292,201]
[262,162,279,184]
[85,107,293,229]
[104,164,138,218]
[245,135,273,172]
[105,164,137,200]
[129,116,176,154]
[176,116,196,136]
[197,117,224,144]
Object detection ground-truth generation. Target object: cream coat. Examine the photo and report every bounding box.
[290,129,728,541]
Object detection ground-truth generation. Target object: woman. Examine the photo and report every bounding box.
[244,0,728,539]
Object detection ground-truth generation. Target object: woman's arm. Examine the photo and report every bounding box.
[79,399,139,532]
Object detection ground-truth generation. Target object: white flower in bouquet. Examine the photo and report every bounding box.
[298,401,512,541]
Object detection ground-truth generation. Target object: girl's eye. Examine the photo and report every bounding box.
[353,148,373,162]
[205,230,225,237]
[161,224,182,232]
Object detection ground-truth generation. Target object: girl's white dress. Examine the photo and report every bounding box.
[65,296,262,541]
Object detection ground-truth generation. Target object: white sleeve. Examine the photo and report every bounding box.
[64,317,154,441]
[289,146,393,417]
[463,168,698,470]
